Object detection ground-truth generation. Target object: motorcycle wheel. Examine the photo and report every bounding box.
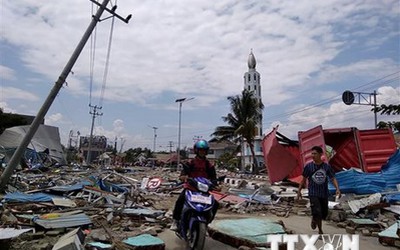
[188,222,207,250]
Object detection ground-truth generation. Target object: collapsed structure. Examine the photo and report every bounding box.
[262,125,397,184]
[0,125,66,168]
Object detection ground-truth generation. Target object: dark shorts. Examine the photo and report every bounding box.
[309,196,329,220]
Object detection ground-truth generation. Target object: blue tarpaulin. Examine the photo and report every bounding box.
[384,193,400,203]
[3,192,57,203]
[88,176,129,193]
[329,150,400,195]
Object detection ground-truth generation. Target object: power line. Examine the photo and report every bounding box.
[353,70,400,91]
[99,10,116,107]
[265,71,400,121]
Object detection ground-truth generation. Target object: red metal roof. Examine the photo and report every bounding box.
[357,128,397,172]
[262,127,298,183]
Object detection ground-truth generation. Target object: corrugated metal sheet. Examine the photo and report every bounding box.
[357,128,397,172]
[262,127,298,183]
[33,213,92,229]
[329,134,361,171]
[4,192,56,203]
[284,145,303,178]
[381,149,400,189]
[298,125,326,166]
[328,150,400,195]
[299,126,396,173]
[328,169,385,195]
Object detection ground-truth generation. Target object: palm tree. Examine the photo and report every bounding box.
[211,89,263,174]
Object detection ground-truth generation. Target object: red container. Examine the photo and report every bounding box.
[298,126,396,173]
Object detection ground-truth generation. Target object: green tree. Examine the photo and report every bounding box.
[377,121,400,132]
[372,104,399,131]
[211,89,263,174]
[124,147,143,162]
[217,151,239,172]
[372,104,400,115]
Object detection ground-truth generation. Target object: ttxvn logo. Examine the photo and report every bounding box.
[267,234,359,250]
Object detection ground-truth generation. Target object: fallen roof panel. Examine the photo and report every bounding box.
[208,218,285,248]
[33,213,92,229]
[0,228,33,240]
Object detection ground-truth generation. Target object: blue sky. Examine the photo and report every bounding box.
[1,0,399,152]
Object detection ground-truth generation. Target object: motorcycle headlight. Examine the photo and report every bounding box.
[197,182,209,192]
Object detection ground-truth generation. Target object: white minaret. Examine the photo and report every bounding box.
[243,49,262,136]
[242,50,264,170]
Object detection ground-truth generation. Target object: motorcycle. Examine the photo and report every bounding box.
[175,177,218,250]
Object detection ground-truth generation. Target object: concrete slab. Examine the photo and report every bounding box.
[347,218,380,228]
[123,234,165,250]
[52,228,85,250]
[208,218,285,248]
[52,235,82,250]
[0,228,33,240]
[378,220,400,247]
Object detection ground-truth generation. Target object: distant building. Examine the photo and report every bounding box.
[79,135,107,163]
[188,140,236,161]
[0,112,44,134]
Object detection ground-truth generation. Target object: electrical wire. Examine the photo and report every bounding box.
[265,71,400,121]
[98,7,116,107]
[89,2,98,106]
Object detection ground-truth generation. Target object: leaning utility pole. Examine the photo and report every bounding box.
[0,0,131,191]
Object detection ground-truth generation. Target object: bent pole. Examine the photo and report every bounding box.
[0,0,112,191]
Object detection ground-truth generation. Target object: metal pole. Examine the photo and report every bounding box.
[86,107,96,164]
[177,102,182,171]
[153,127,157,153]
[175,97,194,171]
[373,90,377,128]
[0,0,111,191]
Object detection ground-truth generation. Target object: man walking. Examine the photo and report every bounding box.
[297,146,341,234]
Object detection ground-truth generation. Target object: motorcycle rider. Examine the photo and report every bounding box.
[170,139,219,231]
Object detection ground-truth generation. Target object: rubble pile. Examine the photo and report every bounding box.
[0,158,399,249]
[0,165,180,250]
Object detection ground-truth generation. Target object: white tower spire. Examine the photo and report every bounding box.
[244,50,262,136]
[242,49,264,171]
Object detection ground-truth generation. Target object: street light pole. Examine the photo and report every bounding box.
[151,126,158,153]
[175,97,194,171]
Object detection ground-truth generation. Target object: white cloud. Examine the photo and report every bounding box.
[3,0,397,107]
[46,113,63,125]
[315,59,399,87]
[0,65,16,80]
[0,87,39,101]
[377,86,400,104]
[0,102,17,113]
[1,0,399,149]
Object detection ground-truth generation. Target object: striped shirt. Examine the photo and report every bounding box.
[302,162,334,198]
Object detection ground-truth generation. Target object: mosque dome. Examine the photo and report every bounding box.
[248,50,256,69]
